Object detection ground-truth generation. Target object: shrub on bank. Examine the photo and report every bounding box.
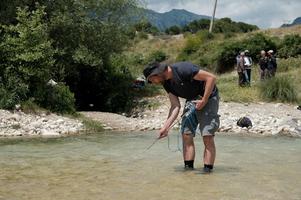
[38,84,76,114]
[259,76,298,103]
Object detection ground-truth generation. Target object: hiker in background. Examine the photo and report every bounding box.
[259,50,268,80]
[244,50,252,85]
[267,50,277,77]
[236,52,246,86]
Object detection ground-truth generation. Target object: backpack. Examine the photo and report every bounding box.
[237,117,252,128]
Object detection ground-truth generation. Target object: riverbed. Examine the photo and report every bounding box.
[0,132,301,200]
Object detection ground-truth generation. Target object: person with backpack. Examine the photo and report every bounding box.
[143,61,220,173]
[259,50,268,80]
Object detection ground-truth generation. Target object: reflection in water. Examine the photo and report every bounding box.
[0,132,301,200]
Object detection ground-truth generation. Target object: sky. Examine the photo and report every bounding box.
[144,0,301,29]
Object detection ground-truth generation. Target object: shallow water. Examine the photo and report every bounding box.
[0,132,301,200]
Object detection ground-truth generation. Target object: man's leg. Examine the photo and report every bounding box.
[247,69,251,85]
[182,133,195,169]
[197,96,219,173]
[203,136,216,172]
[238,72,244,86]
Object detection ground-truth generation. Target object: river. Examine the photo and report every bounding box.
[0,132,301,200]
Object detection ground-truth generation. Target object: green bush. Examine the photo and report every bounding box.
[0,6,55,109]
[183,18,258,34]
[184,34,202,54]
[196,30,214,41]
[0,86,18,109]
[0,76,29,109]
[215,41,241,73]
[39,84,76,114]
[259,76,298,103]
[134,21,159,35]
[183,19,210,33]
[148,50,168,62]
[165,25,182,35]
[177,33,203,61]
[278,34,301,58]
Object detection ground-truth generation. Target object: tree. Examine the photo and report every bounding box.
[0,6,56,108]
[134,20,159,35]
[0,0,140,112]
[165,25,182,35]
[47,0,139,111]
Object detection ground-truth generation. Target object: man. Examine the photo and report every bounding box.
[244,50,252,85]
[267,50,277,77]
[143,61,220,173]
[237,52,246,86]
[259,50,268,80]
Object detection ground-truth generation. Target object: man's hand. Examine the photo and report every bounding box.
[158,127,169,139]
[195,98,208,110]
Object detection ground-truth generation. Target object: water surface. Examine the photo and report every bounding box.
[0,132,301,200]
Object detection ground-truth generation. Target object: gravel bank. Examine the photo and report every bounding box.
[82,95,301,137]
[0,110,84,137]
[1,95,300,137]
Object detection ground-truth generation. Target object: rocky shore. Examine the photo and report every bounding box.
[82,95,301,137]
[1,95,300,137]
[0,110,84,137]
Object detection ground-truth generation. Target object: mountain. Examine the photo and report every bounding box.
[281,17,301,27]
[140,8,211,31]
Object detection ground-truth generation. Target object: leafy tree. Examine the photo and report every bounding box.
[183,19,210,33]
[134,20,159,35]
[0,6,56,108]
[165,25,182,35]
[0,0,140,113]
[47,0,139,111]
[0,0,40,25]
[183,18,258,34]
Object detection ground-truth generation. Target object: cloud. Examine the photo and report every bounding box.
[144,0,301,28]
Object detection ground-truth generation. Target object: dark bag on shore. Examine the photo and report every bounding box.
[237,117,252,128]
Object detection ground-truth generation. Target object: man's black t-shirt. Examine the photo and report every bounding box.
[163,62,218,100]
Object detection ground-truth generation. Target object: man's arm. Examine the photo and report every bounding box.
[158,93,180,139]
[193,70,216,110]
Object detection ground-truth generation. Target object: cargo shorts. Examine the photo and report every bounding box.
[180,95,220,137]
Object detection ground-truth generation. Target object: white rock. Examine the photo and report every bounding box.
[40,129,60,136]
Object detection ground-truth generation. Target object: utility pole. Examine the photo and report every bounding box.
[209,0,218,33]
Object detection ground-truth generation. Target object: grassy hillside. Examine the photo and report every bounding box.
[126,25,301,104]
[260,25,301,38]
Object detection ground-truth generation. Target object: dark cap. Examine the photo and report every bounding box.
[143,62,167,83]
